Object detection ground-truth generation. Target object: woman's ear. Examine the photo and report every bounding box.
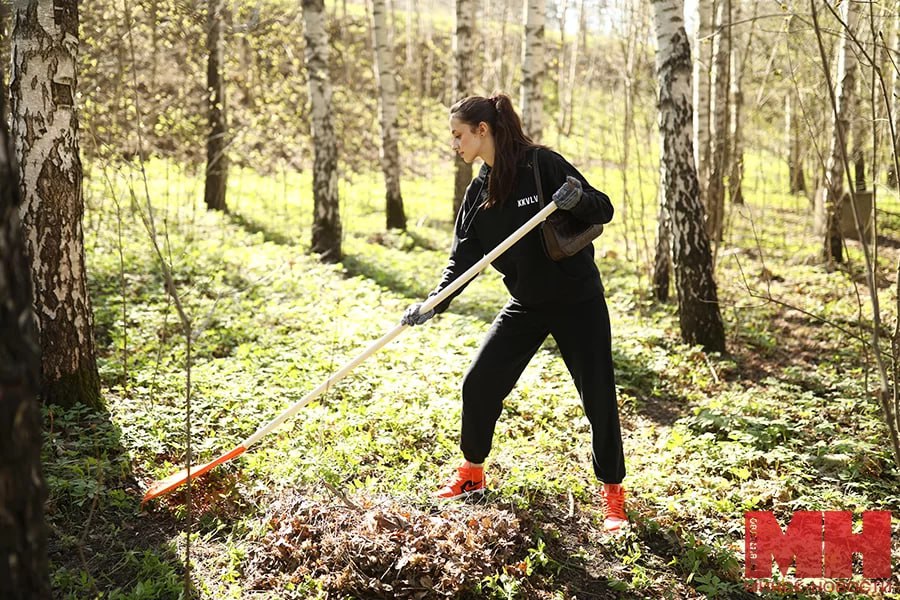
[478,122,489,137]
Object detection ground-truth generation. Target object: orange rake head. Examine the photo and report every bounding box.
[141,445,247,506]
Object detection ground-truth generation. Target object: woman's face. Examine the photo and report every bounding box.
[450,116,487,164]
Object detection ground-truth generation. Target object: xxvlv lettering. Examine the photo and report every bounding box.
[745,511,892,579]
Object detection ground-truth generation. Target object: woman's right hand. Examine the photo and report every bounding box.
[401,303,435,326]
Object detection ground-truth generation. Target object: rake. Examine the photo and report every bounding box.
[142,200,560,504]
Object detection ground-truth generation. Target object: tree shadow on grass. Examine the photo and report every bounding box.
[44,402,186,598]
[228,210,299,246]
[341,251,501,324]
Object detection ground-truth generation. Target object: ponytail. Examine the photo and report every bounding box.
[450,93,538,207]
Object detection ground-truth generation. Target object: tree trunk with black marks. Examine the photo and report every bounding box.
[372,0,406,230]
[10,0,101,409]
[0,60,49,600]
[521,0,545,140]
[303,0,342,262]
[651,0,726,353]
[205,0,228,212]
[452,0,475,218]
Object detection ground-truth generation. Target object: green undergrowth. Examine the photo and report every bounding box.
[43,156,900,599]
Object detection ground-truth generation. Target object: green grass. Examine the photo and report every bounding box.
[44,152,900,599]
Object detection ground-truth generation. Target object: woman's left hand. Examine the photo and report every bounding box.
[552,176,583,210]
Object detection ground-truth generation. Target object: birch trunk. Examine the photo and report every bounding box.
[205,0,228,212]
[520,0,545,139]
[651,0,726,352]
[303,0,342,262]
[820,0,860,264]
[692,0,712,198]
[11,0,101,408]
[452,0,476,217]
[705,0,730,244]
[372,0,407,229]
[0,63,48,600]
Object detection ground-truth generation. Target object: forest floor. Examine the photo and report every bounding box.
[45,160,900,599]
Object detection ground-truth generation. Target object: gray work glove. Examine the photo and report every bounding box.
[552,176,583,210]
[401,302,435,326]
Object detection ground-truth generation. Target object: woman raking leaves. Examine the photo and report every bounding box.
[402,94,628,531]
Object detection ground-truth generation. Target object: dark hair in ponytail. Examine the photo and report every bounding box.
[450,93,539,207]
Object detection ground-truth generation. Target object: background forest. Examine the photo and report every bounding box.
[2,0,900,598]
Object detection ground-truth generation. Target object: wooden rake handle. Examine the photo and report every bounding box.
[142,201,559,504]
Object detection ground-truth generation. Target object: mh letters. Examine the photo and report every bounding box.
[745,511,892,579]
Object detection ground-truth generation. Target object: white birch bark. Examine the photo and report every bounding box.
[302,0,342,261]
[10,0,101,408]
[372,0,406,229]
[520,0,545,139]
[651,0,726,352]
[1,57,49,599]
[692,0,712,194]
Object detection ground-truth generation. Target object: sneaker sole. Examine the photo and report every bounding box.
[604,519,630,533]
[435,488,487,501]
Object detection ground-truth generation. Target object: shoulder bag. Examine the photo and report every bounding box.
[532,149,604,261]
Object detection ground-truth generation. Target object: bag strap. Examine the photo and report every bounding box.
[532,148,546,208]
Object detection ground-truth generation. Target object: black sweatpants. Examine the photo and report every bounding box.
[459,293,626,484]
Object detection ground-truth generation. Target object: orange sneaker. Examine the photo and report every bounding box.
[602,483,628,531]
[435,464,485,499]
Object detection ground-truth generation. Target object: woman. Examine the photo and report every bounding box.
[402,94,627,531]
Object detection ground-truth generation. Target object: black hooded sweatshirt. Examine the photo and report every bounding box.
[431,148,614,313]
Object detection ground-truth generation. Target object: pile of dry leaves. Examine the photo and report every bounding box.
[245,490,533,598]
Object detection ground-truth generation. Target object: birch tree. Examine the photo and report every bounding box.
[303,0,342,262]
[452,0,476,217]
[521,0,545,139]
[10,0,102,408]
[372,0,407,230]
[651,0,726,353]
[692,0,712,197]
[705,0,730,244]
[0,63,49,600]
[205,0,228,212]
[816,0,860,265]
